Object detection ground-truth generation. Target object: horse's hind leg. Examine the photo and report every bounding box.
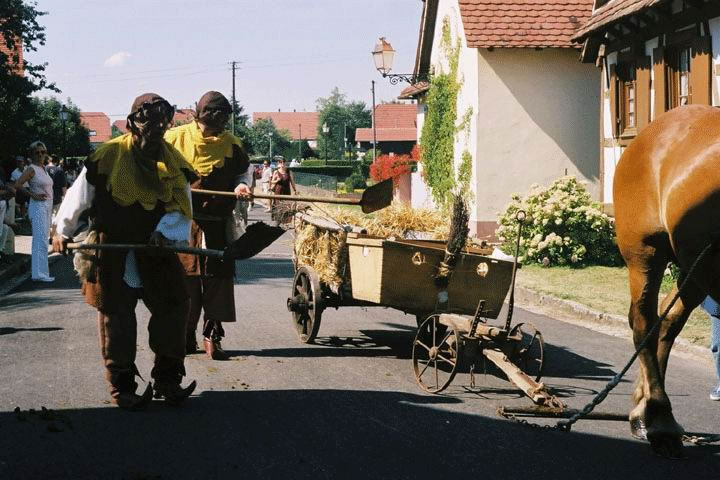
[625,242,685,457]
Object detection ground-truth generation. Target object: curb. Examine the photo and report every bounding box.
[0,252,62,297]
[514,286,713,365]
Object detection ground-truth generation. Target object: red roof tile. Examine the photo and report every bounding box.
[572,0,667,41]
[373,103,417,129]
[112,120,127,134]
[355,128,417,142]
[173,108,194,125]
[0,33,23,76]
[252,112,319,140]
[459,0,594,48]
[398,82,430,100]
[80,112,112,143]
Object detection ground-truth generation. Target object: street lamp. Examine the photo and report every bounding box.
[322,122,330,161]
[372,36,427,85]
[59,105,69,160]
[265,132,273,162]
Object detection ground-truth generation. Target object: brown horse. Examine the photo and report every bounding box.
[614,104,720,457]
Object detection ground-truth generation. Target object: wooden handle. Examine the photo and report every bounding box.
[66,242,224,258]
[191,188,361,206]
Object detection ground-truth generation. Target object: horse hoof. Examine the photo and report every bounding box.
[630,417,648,440]
[648,433,686,459]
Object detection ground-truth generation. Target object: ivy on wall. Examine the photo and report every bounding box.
[419,16,475,209]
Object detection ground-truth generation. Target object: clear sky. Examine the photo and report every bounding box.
[28,0,424,122]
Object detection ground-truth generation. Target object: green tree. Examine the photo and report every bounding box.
[226,97,252,148]
[111,124,124,139]
[315,87,371,160]
[24,97,91,157]
[0,0,58,161]
[248,118,293,160]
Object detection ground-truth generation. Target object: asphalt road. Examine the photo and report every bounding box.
[0,209,718,479]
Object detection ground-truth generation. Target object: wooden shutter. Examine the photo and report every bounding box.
[609,64,619,138]
[690,36,712,105]
[652,47,666,118]
[636,56,652,131]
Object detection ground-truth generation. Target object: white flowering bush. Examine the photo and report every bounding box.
[495,176,623,267]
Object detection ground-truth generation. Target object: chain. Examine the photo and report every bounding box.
[498,242,715,434]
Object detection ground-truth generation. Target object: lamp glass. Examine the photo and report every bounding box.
[322,122,329,134]
[59,108,68,121]
[373,37,395,75]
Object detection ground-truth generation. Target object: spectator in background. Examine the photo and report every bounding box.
[47,155,67,215]
[14,141,54,282]
[701,297,720,401]
[10,156,28,221]
[0,167,16,264]
[260,159,273,212]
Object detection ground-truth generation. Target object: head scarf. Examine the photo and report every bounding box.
[165,91,241,176]
[126,93,174,140]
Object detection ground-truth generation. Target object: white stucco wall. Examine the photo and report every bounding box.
[475,48,601,222]
[600,18,720,204]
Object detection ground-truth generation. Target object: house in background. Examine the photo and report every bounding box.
[173,108,194,125]
[80,112,111,149]
[111,119,127,135]
[252,111,319,149]
[355,103,417,155]
[572,0,720,211]
[0,33,24,76]
[401,0,600,239]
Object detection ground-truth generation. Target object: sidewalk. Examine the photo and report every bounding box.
[0,226,59,296]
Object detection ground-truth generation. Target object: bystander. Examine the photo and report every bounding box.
[700,297,720,400]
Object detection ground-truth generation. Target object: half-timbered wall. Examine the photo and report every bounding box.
[600,5,720,206]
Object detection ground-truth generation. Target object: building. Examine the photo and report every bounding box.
[252,111,319,148]
[173,108,194,125]
[572,0,720,210]
[401,0,600,239]
[355,103,417,155]
[0,33,23,76]
[80,112,111,149]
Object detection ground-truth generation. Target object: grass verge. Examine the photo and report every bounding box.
[516,265,710,346]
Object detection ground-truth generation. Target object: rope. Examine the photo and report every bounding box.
[555,242,714,431]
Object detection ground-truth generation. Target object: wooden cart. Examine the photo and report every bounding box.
[286,211,555,405]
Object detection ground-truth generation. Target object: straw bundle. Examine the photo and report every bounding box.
[292,202,450,288]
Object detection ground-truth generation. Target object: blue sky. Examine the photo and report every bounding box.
[28,0,423,122]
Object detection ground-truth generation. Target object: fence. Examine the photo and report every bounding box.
[292,171,338,192]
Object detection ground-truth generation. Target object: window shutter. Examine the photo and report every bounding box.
[636,56,651,131]
[690,36,712,105]
[609,64,619,138]
[652,47,666,118]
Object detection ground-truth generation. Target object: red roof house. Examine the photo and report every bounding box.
[80,112,112,147]
[173,108,195,125]
[355,103,417,144]
[112,119,127,135]
[0,33,24,76]
[252,111,319,141]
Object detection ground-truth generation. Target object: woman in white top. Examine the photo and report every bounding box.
[14,140,54,282]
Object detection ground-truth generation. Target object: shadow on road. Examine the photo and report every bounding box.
[235,257,294,285]
[0,326,63,336]
[0,388,716,479]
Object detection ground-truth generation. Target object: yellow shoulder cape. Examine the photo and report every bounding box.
[165,120,243,176]
[89,133,191,217]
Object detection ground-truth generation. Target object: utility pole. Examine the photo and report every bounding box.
[298,123,302,160]
[371,80,377,162]
[231,61,238,136]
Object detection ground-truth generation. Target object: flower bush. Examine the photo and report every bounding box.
[495,176,623,267]
[369,153,413,185]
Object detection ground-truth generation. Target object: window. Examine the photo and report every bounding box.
[618,63,637,133]
[89,130,97,136]
[609,54,651,141]
[655,34,713,115]
[668,46,692,108]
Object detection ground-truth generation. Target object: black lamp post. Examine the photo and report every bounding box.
[59,105,69,160]
[372,37,428,85]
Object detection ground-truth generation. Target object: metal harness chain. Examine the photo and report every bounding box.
[501,242,716,437]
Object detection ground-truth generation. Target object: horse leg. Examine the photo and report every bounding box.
[626,250,686,457]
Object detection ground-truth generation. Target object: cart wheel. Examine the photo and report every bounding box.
[412,314,461,394]
[507,322,544,382]
[287,266,324,344]
[414,312,433,328]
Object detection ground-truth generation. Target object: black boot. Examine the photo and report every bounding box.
[153,380,197,406]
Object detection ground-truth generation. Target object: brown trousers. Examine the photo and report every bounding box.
[185,275,236,341]
[97,282,189,395]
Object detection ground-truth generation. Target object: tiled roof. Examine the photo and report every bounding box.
[112,120,127,134]
[252,112,319,140]
[0,33,23,75]
[355,128,417,142]
[373,104,417,129]
[572,0,667,41]
[459,0,594,48]
[355,104,417,142]
[80,112,112,143]
[173,108,194,125]
[398,82,430,100]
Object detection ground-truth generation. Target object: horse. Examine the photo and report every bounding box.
[614,104,720,457]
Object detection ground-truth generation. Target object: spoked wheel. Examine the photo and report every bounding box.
[412,314,461,394]
[287,266,324,343]
[507,322,544,382]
